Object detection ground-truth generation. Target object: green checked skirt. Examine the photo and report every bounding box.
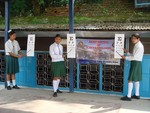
[51,61,66,77]
[6,55,19,74]
[128,61,142,82]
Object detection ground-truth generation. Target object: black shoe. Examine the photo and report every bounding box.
[12,85,20,89]
[57,89,62,93]
[121,96,131,101]
[131,95,140,99]
[53,92,57,97]
[7,86,12,90]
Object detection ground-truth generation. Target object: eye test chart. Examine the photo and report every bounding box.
[67,34,76,58]
[114,34,125,59]
[27,34,35,57]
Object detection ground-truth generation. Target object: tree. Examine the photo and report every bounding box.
[0,0,5,17]
[10,0,45,16]
[32,0,41,16]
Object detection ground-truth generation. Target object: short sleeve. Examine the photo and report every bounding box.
[5,42,11,53]
[16,40,21,51]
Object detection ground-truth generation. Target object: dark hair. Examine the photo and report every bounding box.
[8,30,16,36]
[77,41,84,47]
[131,33,140,39]
[55,34,61,38]
[112,42,114,47]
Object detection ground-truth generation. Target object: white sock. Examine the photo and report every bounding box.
[53,80,58,92]
[57,79,60,90]
[12,80,16,86]
[127,82,133,98]
[7,81,10,86]
[135,81,140,96]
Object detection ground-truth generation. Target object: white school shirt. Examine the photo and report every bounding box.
[5,39,21,55]
[126,41,144,61]
[49,42,64,62]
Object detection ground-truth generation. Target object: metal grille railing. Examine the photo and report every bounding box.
[79,64,99,90]
[102,60,124,92]
[36,52,77,88]
[0,51,124,92]
[0,52,5,82]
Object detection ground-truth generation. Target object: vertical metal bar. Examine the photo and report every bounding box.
[99,63,103,92]
[4,0,10,87]
[69,0,74,92]
[77,64,79,89]
[5,0,10,42]
[69,0,74,33]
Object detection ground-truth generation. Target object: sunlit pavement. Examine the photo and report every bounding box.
[0,86,149,113]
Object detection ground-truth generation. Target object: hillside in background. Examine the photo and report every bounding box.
[0,0,150,29]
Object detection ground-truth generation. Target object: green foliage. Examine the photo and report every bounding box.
[49,0,68,7]
[136,12,144,17]
[10,0,104,17]
[39,0,45,5]
[11,0,25,16]
[11,0,32,16]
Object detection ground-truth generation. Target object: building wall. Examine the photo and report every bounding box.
[0,30,150,98]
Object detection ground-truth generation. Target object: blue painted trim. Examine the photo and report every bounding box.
[33,52,37,87]
[123,38,129,96]
[100,91,122,95]
[31,85,100,94]
[74,89,122,95]
[36,85,69,91]
[75,89,99,94]
[136,3,150,6]
[123,60,129,96]
[34,85,122,95]
[0,82,4,85]
[36,85,53,89]
[134,0,150,7]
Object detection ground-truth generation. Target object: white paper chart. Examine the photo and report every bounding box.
[114,34,125,59]
[67,34,76,58]
[27,34,35,57]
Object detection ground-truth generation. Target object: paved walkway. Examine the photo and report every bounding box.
[0,85,150,113]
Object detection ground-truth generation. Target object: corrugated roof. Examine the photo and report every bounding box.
[75,23,150,31]
[0,23,150,31]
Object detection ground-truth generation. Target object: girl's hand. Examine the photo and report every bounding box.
[18,54,23,58]
[123,48,127,53]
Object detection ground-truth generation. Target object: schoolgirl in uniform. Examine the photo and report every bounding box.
[5,30,23,90]
[121,33,144,101]
[49,34,66,97]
